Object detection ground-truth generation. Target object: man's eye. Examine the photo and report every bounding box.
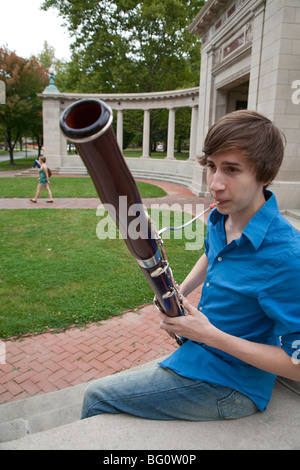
[228,167,239,173]
[207,164,216,171]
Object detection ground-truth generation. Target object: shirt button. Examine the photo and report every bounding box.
[199,307,203,311]
[206,282,210,287]
[218,257,222,262]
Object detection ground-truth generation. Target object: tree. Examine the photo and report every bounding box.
[41,0,205,152]
[0,47,48,163]
[37,41,56,70]
[41,0,204,93]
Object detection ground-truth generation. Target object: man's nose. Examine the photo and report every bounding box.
[209,171,226,192]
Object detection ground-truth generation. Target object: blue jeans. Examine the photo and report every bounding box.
[32,159,40,169]
[81,365,258,421]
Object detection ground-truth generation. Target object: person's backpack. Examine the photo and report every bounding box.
[48,168,52,178]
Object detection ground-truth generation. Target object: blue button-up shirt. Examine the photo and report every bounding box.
[160,191,300,411]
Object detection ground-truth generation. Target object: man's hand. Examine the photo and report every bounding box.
[159,297,216,344]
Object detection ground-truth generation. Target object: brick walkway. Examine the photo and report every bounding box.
[0,177,209,404]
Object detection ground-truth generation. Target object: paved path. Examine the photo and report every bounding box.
[0,176,208,404]
[0,151,37,163]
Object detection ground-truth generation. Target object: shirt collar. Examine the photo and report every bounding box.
[209,191,279,250]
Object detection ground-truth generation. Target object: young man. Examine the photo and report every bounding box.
[81,110,300,421]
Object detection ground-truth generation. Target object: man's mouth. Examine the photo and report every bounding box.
[217,200,231,206]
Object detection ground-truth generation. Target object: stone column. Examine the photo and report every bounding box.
[60,132,67,158]
[42,96,62,170]
[117,109,123,152]
[166,108,175,159]
[196,44,214,157]
[142,109,150,158]
[189,105,198,160]
[192,45,215,195]
[247,1,266,110]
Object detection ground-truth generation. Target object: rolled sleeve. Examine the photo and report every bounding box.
[281,333,300,360]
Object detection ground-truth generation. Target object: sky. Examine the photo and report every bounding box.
[0,0,73,61]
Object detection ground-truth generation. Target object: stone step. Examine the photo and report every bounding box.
[0,383,86,443]
[0,360,155,444]
[1,377,300,450]
[1,351,300,449]
[59,167,88,175]
[284,209,300,221]
[130,170,192,188]
[282,210,300,231]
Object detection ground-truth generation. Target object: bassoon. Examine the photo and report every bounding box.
[60,99,216,345]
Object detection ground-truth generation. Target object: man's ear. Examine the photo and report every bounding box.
[262,181,271,190]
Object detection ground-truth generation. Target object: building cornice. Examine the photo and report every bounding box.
[189,0,229,35]
[38,87,199,110]
[189,0,265,36]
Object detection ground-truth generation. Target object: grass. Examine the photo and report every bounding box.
[0,156,38,171]
[0,177,166,199]
[123,149,189,160]
[0,209,204,338]
[0,149,189,172]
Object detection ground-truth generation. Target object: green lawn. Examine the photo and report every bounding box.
[123,149,189,160]
[0,177,166,199]
[0,209,204,338]
[0,156,38,171]
[0,150,189,172]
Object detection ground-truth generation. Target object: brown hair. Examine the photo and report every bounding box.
[39,156,46,163]
[198,110,285,186]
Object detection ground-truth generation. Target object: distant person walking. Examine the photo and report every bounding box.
[30,156,53,203]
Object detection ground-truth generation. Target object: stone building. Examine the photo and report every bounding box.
[40,0,300,209]
[190,0,300,208]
